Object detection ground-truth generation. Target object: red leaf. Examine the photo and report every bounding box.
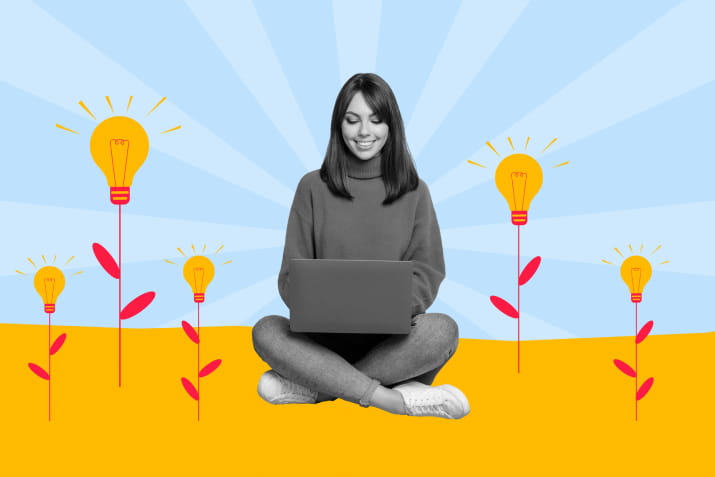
[120,291,156,320]
[28,363,49,380]
[92,243,120,279]
[636,321,654,344]
[518,256,542,286]
[182,321,200,344]
[199,359,222,378]
[637,377,654,401]
[613,359,636,378]
[50,333,67,355]
[490,296,519,319]
[181,377,199,400]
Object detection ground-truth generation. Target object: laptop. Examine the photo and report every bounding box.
[288,259,412,334]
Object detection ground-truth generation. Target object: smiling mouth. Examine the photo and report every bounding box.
[355,140,375,150]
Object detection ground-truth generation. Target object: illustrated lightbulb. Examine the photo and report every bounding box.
[89,116,150,205]
[620,255,652,303]
[495,153,543,225]
[33,266,66,314]
[183,256,215,303]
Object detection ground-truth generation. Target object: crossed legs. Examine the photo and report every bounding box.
[251,313,459,412]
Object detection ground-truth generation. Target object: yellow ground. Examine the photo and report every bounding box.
[1,324,711,475]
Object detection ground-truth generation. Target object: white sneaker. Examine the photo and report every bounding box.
[393,381,470,419]
[257,370,319,405]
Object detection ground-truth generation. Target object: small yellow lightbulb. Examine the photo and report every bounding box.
[620,255,653,303]
[494,153,543,225]
[33,266,66,314]
[183,256,215,303]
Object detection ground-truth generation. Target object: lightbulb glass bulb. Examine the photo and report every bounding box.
[183,256,215,303]
[620,255,652,303]
[33,266,66,314]
[495,153,543,225]
[89,116,150,205]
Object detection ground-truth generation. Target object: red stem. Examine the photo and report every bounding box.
[48,312,52,421]
[635,302,639,421]
[197,302,201,421]
[517,225,521,374]
[118,204,123,388]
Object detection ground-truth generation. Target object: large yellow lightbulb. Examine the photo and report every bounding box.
[89,116,150,205]
[620,255,652,303]
[495,153,543,225]
[183,256,215,303]
[33,266,66,314]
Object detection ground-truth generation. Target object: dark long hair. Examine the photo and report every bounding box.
[320,73,418,204]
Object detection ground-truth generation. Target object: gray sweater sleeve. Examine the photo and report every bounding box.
[277,175,315,306]
[403,182,446,316]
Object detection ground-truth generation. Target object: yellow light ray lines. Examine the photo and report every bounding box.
[52,255,57,264]
[191,244,197,254]
[106,96,114,113]
[651,245,662,255]
[222,261,233,265]
[202,244,207,253]
[65,256,75,266]
[214,245,225,254]
[56,124,80,134]
[27,258,37,268]
[614,248,624,257]
[524,137,531,150]
[553,161,569,168]
[164,259,177,265]
[127,96,133,112]
[507,137,515,151]
[541,137,558,154]
[160,125,182,134]
[15,270,27,275]
[78,101,96,120]
[658,260,670,265]
[177,248,187,257]
[601,260,614,265]
[72,271,84,275]
[146,96,167,117]
[640,244,644,252]
[42,255,47,264]
[467,160,486,168]
[628,244,633,253]
[485,141,501,157]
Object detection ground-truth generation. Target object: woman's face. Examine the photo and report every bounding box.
[341,92,389,161]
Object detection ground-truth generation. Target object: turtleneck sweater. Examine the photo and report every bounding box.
[278,155,445,317]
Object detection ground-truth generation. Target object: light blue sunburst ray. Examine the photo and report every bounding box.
[333,0,383,83]
[186,0,322,172]
[0,1,292,208]
[407,0,529,157]
[430,0,715,205]
[441,201,715,277]
[0,201,284,276]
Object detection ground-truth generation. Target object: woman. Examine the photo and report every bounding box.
[252,73,469,419]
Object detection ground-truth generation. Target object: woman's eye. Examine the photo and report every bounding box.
[345,118,358,124]
[371,119,383,124]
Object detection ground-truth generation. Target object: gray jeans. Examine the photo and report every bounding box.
[251,313,459,405]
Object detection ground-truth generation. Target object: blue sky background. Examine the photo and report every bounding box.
[1,0,713,340]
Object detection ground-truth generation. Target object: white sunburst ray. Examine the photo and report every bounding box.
[0,1,293,208]
[157,274,282,328]
[429,0,715,205]
[406,0,529,159]
[185,0,322,173]
[1,201,285,277]
[332,0,383,84]
[441,201,715,277]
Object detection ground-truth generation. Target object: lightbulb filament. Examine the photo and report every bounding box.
[510,172,527,210]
